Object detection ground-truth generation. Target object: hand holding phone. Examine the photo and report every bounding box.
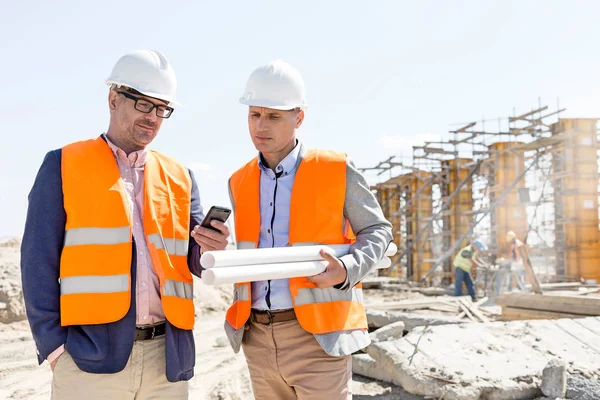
[191,206,231,252]
[200,206,232,231]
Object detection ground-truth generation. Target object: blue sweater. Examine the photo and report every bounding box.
[20,148,205,382]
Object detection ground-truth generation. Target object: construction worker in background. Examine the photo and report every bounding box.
[505,230,527,285]
[506,231,524,262]
[224,60,393,400]
[453,240,487,301]
[20,49,229,400]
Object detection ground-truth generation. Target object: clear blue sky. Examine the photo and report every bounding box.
[2,0,599,237]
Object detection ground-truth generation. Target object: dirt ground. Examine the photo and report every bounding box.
[0,238,425,399]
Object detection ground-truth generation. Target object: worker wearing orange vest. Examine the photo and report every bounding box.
[225,60,393,400]
[20,50,229,400]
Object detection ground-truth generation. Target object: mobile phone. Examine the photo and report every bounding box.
[200,206,232,231]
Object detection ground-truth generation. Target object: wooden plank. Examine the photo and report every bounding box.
[496,294,600,316]
[553,319,600,354]
[580,288,600,296]
[501,306,585,321]
[540,282,584,291]
[574,317,600,336]
[459,299,490,323]
[475,297,489,307]
[518,246,543,294]
[458,302,477,322]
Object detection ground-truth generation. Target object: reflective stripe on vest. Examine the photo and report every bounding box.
[226,148,368,335]
[163,280,193,300]
[64,227,130,246]
[61,226,131,295]
[295,286,364,306]
[60,137,194,329]
[60,274,129,295]
[148,233,189,256]
[234,284,250,302]
[236,241,255,250]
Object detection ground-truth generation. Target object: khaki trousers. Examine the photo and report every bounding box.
[51,336,188,400]
[241,318,352,400]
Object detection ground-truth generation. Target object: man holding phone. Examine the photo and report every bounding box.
[20,49,229,400]
[224,60,393,399]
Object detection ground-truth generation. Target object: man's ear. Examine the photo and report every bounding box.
[108,90,119,113]
[295,110,305,128]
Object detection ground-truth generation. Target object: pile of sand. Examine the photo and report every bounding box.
[0,238,26,324]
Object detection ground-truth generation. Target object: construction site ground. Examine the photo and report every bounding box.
[2,239,599,399]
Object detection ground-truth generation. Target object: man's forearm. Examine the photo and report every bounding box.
[341,159,393,289]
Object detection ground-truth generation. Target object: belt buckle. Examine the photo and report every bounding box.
[150,326,156,340]
[266,311,273,325]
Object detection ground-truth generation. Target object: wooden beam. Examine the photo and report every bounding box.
[458,302,477,322]
[518,246,543,294]
[501,306,585,321]
[496,293,600,316]
[459,298,490,323]
[539,282,583,291]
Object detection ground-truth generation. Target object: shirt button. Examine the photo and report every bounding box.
[124,169,129,173]
[139,251,144,256]
[267,229,271,234]
[270,202,273,206]
[143,316,147,320]
[141,281,147,287]
[135,222,140,226]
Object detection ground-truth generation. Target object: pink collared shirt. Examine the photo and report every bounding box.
[104,135,166,326]
[47,134,165,364]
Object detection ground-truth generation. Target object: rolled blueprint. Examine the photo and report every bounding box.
[202,242,398,269]
[202,256,392,285]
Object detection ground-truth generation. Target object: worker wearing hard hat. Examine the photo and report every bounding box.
[20,50,229,399]
[224,60,393,399]
[506,231,524,262]
[453,240,487,301]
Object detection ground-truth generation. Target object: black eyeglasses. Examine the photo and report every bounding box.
[118,91,174,119]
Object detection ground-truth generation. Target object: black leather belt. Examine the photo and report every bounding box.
[135,323,166,341]
[251,309,296,325]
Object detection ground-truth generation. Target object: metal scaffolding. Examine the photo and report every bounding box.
[362,102,600,285]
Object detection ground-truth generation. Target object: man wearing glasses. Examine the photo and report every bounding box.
[20,49,228,399]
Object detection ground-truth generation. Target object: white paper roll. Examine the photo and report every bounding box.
[202,242,397,269]
[202,257,392,285]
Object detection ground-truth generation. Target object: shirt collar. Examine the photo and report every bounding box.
[103,133,148,168]
[258,140,301,176]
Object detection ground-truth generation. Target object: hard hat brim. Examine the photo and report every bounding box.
[106,80,182,108]
[239,98,305,111]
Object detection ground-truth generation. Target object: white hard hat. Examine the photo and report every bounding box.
[105,49,180,106]
[239,59,306,110]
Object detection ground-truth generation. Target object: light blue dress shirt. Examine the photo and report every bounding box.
[251,142,302,310]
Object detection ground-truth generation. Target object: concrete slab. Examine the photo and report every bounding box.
[365,317,600,400]
[370,321,406,342]
[366,309,464,331]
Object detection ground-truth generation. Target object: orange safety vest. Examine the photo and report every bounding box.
[225,149,368,335]
[60,136,194,330]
